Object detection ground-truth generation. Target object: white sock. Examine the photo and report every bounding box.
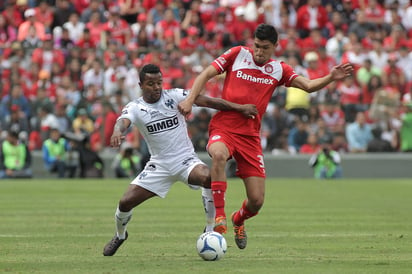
[202,187,215,232]
[115,207,132,239]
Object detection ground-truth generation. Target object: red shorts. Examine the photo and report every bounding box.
[207,129,265,179]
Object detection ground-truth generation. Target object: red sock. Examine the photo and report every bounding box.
[211,181,227,218]
[233,200,258,225]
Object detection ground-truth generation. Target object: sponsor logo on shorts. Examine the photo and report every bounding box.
[182,157,194,166]
[146,115,179,134]
[147,164,156,171]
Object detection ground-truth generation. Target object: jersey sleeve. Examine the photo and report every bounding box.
[117,101,139,125]
[165,88,189,104]
[211,46,242,74]
[280,61,299,87]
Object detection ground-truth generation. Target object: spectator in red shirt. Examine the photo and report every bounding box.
[73,0,90,15]
[100,101,118,147]
[299,29,327,58]
[76,28,97,51]
[320,101,346,133]
[337,75,362,122]
[341,41,367,75]
[383,24,410,52]
[2,2,23,29]
[362,74,382,107]
[155,8,180,47]
[31,34,65,75]
[118,0,142,24]
[131,13,156,49]
[0,13,16,49]
[159,55,184,90]
[296,0,328,38]
[325,11,348,38]
[364,0,385,26]
[179,26,204,56]
[381,53,406,90]
[299,132,321,154]
[304,51,329,80]
[85,11,105,45]
[34,0,54,33]
[229,6,256,45]
[103,6,131,46]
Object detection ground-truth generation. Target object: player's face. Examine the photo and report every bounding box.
[252,38,276,65]
[140,72,163,103]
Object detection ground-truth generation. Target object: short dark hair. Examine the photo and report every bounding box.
[254,24,278,44]
[139,64,162,83]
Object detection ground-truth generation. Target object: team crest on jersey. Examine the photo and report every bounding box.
[165,99,175,109]
[264,64,274,73]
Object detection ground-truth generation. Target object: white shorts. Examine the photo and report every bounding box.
[130,154,206,198]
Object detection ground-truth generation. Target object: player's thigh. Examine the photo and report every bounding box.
[207,140,231,162]
[119,184,156,211]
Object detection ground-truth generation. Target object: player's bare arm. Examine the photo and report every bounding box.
[291,63,353,93]
[110,118,131,147]
[194,95,258,119]
[178,65,219,116]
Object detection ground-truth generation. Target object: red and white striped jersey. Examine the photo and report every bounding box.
[210,46,299,136]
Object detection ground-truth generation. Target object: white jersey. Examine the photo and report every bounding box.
[118,88,195,161]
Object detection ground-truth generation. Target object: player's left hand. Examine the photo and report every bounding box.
[331,63,354,80]
[178,99,193,117]
[110,132,125,148]
[240,104,258,119]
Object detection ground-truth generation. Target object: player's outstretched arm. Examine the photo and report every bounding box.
[110,118,131,148]
[194,95,258,119]
[178,65,219,117]
[291,63,353,93]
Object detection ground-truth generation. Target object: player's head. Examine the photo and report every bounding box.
[139,64,163,103]
[252,24,278,65]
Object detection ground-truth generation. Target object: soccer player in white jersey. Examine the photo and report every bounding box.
[179,23,353,249]
[103,64,257,256]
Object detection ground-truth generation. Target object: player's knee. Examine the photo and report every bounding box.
[249,196,264,211]
[198,165,211,188]
[118,196,135,212]
[211,150,228,165]
[190,165,211,187]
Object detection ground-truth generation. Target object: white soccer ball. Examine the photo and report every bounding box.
[196,231,227,261]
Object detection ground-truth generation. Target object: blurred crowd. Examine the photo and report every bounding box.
[0,0,412,178]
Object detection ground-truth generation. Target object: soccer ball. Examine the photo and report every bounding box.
[196,231,227,261]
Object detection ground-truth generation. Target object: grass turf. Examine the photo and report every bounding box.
[1,178,412,274]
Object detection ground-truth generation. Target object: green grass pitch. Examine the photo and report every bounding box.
[1,178,412,274]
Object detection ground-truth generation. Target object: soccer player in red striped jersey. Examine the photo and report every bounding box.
[178,24,353,249]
